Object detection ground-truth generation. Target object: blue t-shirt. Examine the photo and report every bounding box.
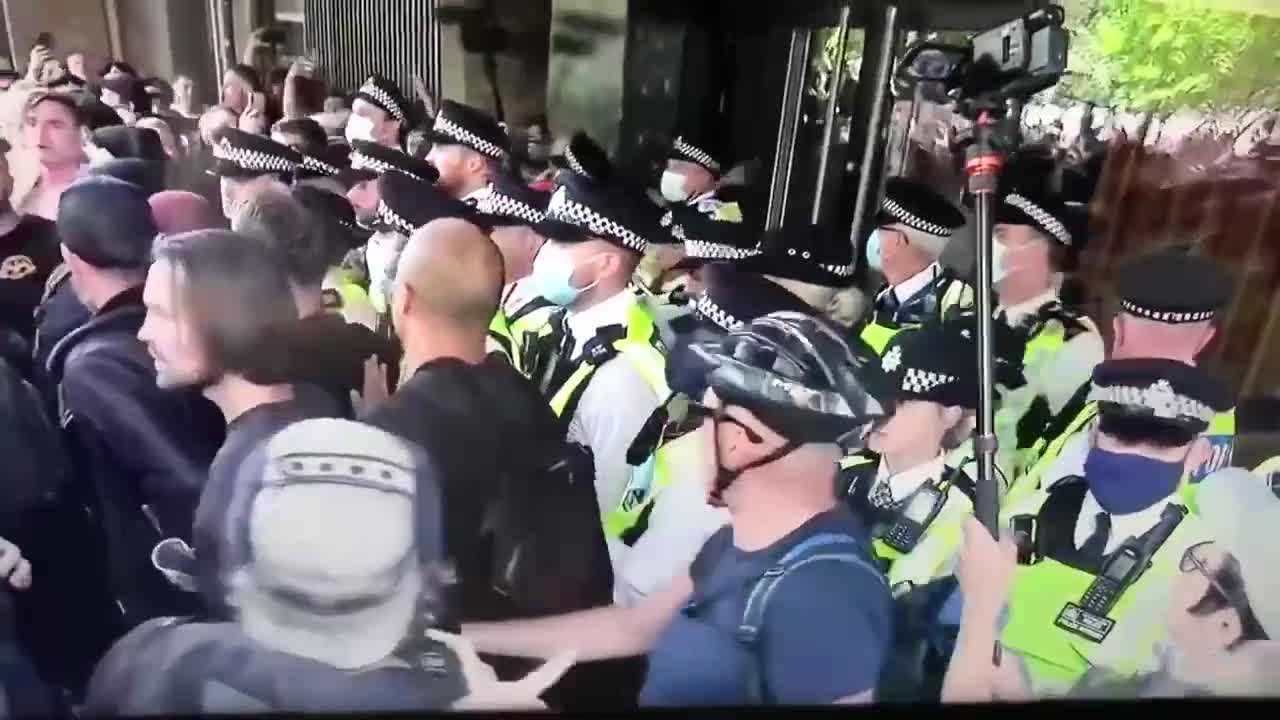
[639,509,892,706]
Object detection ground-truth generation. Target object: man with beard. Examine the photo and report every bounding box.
[139,229,338,618]
[423,100,509,204]
[38,178,224,696]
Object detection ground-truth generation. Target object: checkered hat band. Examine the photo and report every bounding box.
[301,155,340,177]
[377,202,413,234]
[673,137,720,173]
[1006,194,1072,246]
[686,238,757,261]
[902,368,957,395]
[565,146,587,177]
[350,152,393,175]
[882,197,952,237]
[695,294,743,332]
[821,262,855,277]
[546,190,647,252]
[659,211,673,228]
[358,81,405,122]
[1088,380,1214,423]
[1121,300,1215,324]
[433,115,504,159]
[213,141,295,174]
[479,192,544,224]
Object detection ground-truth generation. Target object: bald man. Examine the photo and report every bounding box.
[363,218,582,626]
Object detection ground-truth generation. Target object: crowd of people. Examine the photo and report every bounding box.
[0,33,1277,715]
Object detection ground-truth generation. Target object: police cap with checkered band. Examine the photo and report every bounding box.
[1118,249,1233,325]
[539,174,659,255]
[692,262,816,333]
[878,323,978,410]
[474,172,550,229]
[342,140,440,186]
[1089,358,1232,435]
[734,222,855,288]
[210,127,301,180]
[876,177,965,239]
[425,99,511,160]
[376,170,485,236]
[296,144,352,182]
[550,130,612,182]
[353,74,410,126]
[995,186,1079,248]
[665,190,759,258]
[690,311,886,443]
[668,131,722,177]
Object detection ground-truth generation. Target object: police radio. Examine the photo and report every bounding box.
[1056,504,1187,643]
[881,485,947,553]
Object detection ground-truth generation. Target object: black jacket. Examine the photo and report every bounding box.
[46,286,225,626]
[278,311,401,416]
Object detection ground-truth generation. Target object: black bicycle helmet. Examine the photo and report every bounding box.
[691,311,887,443]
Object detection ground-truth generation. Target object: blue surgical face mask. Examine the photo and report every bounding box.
[1083,447,1185,514]
[532,242,600,307]
[865,228,886,272]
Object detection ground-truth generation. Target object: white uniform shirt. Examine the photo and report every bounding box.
[873,453,947,503]
[889,262,943,305]
[1073,488,1182,556]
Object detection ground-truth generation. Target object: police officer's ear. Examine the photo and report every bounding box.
[1183,435,1213,477]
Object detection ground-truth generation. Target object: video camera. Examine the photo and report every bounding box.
[897,5,1069,119]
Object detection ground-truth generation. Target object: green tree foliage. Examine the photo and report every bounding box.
[1065,0,1280,112]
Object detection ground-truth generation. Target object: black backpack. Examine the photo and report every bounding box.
[0,341,69,538]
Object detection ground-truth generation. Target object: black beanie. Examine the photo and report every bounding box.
[57,176,158,269]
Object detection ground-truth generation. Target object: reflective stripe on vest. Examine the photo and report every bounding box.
[545,301,674,540]
[939,278,974,316]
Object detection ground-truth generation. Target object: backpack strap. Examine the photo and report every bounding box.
[737,532,885,705]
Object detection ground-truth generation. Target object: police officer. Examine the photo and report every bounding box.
[988,187,1104,477]
[209,127,301,221]
[343,140,439,230]
[997,357,1232,694]
[549,131,612,186]
[472,172,555,371]
[859,178,971,355]
[520,175,694,604]
[423,100,511,204]
[1013,250,1235,501]
[839,322,980,593]
[346,73,412,150]
[294,143,352,199]
[290,185,380,332]
[734,222,856,321]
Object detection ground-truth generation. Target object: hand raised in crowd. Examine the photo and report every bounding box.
[955,517,1018,619]
[0,537,32,590]
[27,44,50,82]
[239,91,269,134]
[426,629,576,710]
[287,56,315,81]
[349,355,390,417]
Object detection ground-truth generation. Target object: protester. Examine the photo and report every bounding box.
[139,229,338,617]
[17,92,87,220]
[232,180,397,410]
[463,312,893,706]
[148,190,222,234]
[43,177,224,693]
[84,418,476,714]
[0,139,60,341]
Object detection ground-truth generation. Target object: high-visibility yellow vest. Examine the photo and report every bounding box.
[503,296,557,379]
[858,277,974,356]
[543,299,675,543]
[487,310,516,363]
[1000,484,1206,694]
[837,451,976,595]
